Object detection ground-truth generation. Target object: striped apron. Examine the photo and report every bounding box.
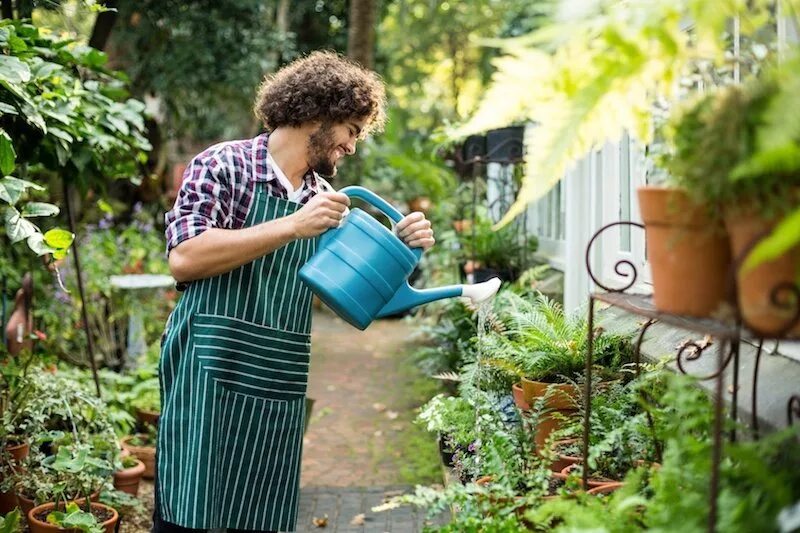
[157,187,316,532]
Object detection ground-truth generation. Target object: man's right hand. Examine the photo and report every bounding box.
[289,191,351,239]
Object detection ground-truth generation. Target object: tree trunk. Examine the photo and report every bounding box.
[88,0,119,51]
[347,0,376,69]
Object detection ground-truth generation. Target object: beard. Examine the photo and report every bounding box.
[307,123,338,178]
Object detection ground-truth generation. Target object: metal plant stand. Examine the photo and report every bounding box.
[582,221,799,532]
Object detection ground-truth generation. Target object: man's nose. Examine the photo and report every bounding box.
[343,139,357,155]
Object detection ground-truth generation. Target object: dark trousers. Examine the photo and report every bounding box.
[152,469,277,533]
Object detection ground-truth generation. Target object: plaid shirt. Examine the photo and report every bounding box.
[165,133,334,254]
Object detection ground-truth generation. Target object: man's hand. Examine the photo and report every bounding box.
[289,192,351,239]
[396,212,435,250]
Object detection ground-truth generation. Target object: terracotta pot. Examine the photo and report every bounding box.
[549,438,582,473]
[18,491,99,518]
[725,209,800,337]
[28,502,119,533]
[452,219,472,233]
[113,458,146,496]
[407,196,432,213]
[0,441,29,513]
[521,378,580,451]
[520,379,580,411]
[587,482,625,495]
[561,464,617,489]
[120,435,156,479]
[511,383,530,411]
[637,187,731,317]
[135,408,160,428]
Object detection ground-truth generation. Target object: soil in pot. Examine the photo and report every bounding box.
[29,502,118,533]
[638,187,731,317]
[726,210,800,337]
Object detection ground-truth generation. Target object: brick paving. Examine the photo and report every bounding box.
[295,486,446,533]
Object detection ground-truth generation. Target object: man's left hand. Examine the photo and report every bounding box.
[396,212,435,250]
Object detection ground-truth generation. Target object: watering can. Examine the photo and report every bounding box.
[299,186,502,330]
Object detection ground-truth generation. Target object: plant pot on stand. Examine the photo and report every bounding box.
[726,209,800,336]
[638,187,732,317]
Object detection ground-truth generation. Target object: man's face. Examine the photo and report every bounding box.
[307,118,367,177]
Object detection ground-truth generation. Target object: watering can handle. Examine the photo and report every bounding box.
[338,186,423,259]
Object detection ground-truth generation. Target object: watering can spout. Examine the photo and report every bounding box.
[376,277,502,318]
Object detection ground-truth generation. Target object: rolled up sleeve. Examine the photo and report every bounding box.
[165,153,232,254]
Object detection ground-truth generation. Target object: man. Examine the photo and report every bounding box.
[156,51,435,533]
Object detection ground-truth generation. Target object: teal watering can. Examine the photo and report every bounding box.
[299,186,502,330]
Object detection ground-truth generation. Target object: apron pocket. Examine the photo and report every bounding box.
[191,313,310,401]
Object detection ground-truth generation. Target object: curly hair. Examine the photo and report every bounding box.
[254,51,387,137]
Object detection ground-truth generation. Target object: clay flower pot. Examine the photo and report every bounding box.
[511,383,530,411]
[0,441,28,513]
[135,408,160,428]
[19,492,100,519]
[521,378,580,450]
[548,438,582,473]
[638,187,731,317]
[587,482,625,495]
[121,435,156,479]
[28,502,118,533]
[725,209,800,336]
[113,458,146,496]
[561,464,616,489]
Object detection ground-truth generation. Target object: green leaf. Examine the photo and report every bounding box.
[0,176,44,205]
[0,55,31,84]
[0,102,17,116]
[97,198,114,214]
[5,206,37,243]
[43,228,74,250]
[26,232,57,256]
[0,130,16,176]
[21,202,59,217]
[742,208,800,272]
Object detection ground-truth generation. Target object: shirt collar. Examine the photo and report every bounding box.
[255,132,319,190]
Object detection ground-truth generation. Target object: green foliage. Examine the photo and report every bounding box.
[451,0,790,225]
[0,509,21,533]
[0,18,149,268]
[486,292,634,383]
[457,208,538,274]
[37,206,172,369]
[417,394,475,447]
[109,1,295,141]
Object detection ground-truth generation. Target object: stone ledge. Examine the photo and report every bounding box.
[598,305,800,434]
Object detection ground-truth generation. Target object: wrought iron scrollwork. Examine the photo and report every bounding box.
[675,338,735,381]
[585,221,645,293]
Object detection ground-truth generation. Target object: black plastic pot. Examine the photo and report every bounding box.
[438,433,456,468]
[485,126,525,162]
[474,267,518,283]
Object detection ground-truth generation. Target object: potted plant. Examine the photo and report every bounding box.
[665,62,800,334]
[120,425,157,479]
[28,501,118,533]
[457,211,538,283]
[130,377,160,428]
[112,455,145,497]
[493,293,634,449]
[417,394,475,468]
